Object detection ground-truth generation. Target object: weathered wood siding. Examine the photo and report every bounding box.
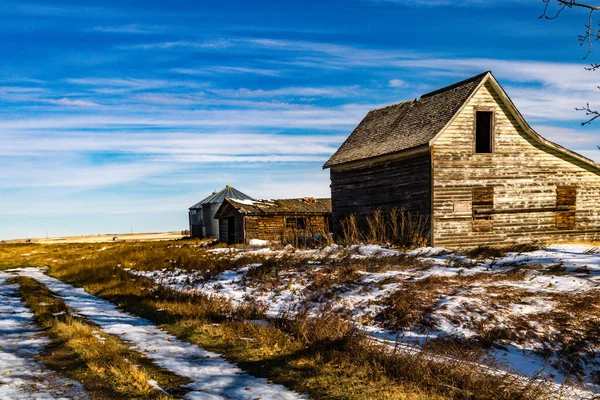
[218,216,244,244]
[329,153,432,237]
[243,215,329,243]
[432,81,600,247]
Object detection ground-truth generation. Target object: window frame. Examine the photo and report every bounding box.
[286,217,308,231]
[473,108,495,154]
[555,186,576,230]
[472,186,494,232]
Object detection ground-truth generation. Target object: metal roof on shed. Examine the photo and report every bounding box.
[189,186,253,209]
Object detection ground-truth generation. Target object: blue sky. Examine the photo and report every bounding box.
[1,0,599,240]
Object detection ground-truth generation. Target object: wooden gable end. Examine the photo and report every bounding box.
[214,201,240,220]
[430,79,600,247]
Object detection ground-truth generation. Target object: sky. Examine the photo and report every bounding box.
[1,0,600,240]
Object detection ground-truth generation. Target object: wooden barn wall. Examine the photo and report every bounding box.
[243,215,329,243]
[218,215,244,244]
[218,219,228,243]
[234,215,244,243]
[432,81,600,248]
[329,153,432,237]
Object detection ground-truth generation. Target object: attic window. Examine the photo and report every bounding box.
[556,187,576,230]
[472,187,494,232]
[475,111,493,153]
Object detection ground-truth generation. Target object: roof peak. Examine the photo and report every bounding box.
[189,185,254,209]
[421,71,490,99]
[324,71,491,168]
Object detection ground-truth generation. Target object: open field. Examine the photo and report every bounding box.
[0,240,598,399]
[2,231,187,244]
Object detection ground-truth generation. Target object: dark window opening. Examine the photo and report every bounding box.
[227,217,236,244]
[286,217,307,230]
[475,111,493,153]
[556,187,576,230]
[472,187,494,232]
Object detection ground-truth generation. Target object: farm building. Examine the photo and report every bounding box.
[188,185,253,239]
[324,71,600,248]
[214,198,332,244]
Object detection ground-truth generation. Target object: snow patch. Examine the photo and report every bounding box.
[16,268,306,400]
[0,272,88,399]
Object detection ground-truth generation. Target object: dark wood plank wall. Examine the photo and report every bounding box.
[218,219,228,243]
[329,153,432,238]
[432,81,600,247]
[220,215,329,244]
[243,215,329,242]
[218,216,245,244]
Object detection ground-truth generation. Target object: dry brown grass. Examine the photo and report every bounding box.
[463,243,543,259]
[9,276,189,399]
[341,208,430,248]
[0,241,558,399]
[376,270,527,330]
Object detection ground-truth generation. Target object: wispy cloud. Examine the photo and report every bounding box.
[210,85,360,99]
[173,66,281,76]
[0,131,345,158]
[532,125,600,150]
[117,39,233,50]
[0,102,368,131]
[47,98,101,107]
[0,158,178,189]
[365,0,524,7]
[0,86,101,107]
[388,79,406,87]
[92,24,166,34]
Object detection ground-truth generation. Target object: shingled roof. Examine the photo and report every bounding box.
[323,71,490,168]
[215,198,332,219]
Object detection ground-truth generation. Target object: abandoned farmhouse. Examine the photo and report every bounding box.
[324,71,600,247]
[214,198,332,244]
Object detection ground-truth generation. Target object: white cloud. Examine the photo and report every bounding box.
[388,79,406,87]
[210,85,360,98]
[0,131,345,158]
[117,39,233,50]
[0,158,178,189]
[134,93,202,105]
[173,66,281,76]
[92,24,166,34]
[0,103,368,131]
[48,98,101,107]
[65,77,205,92]
[532,125,600,149]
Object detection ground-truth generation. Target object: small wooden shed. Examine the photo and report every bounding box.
[324,71,600,247]
[214,198,332,244]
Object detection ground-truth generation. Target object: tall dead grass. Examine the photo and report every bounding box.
[341,208,430,248]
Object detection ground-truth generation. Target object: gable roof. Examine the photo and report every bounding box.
[324,71,489,168]
[214,198,332,219]
[324,71,600,174]
[189,185,253,210]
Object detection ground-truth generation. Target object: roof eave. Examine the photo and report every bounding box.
[325,143,431,171]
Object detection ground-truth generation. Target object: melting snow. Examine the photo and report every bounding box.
[127,243,600,397]
[14,268,306,400]
[0,272,88,400]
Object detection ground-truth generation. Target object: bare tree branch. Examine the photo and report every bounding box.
[542,0,600,126]
[576,102,600,125]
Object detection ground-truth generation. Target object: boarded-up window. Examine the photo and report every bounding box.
[556,187,576,230]
[472,187,494,232]
[475,111,493,153]
[286,217,307,230]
